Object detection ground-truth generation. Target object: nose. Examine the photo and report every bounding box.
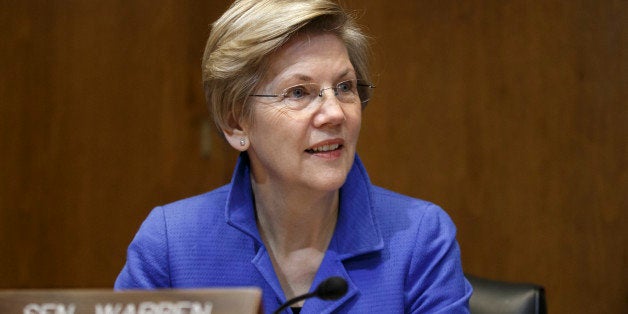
[312,88,346,127]
[317,86,338,98]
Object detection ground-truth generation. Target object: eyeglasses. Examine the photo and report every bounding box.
[250,79,375,109]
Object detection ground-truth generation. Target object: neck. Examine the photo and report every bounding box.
[250,177,340,301]
[252,179,339,252]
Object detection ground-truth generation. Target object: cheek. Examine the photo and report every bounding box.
[254,104,308,127]
[249,106,308,145]
[346,107,362,136]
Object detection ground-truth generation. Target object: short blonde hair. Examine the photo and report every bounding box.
[202,0,371,131]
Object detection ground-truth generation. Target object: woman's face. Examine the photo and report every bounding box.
[244,33,362,193]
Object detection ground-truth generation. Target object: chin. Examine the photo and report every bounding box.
[306,170,351,192]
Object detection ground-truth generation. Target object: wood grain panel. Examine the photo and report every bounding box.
[0,0,236,288]
[349,1,627,313]
[1,0,625,312]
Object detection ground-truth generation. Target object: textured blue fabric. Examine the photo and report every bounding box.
[115,154,472,313]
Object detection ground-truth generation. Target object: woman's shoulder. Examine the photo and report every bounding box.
[369,185,441,213]
[160,184,231,211]
[368,185,456,232]
[147,184,232,227]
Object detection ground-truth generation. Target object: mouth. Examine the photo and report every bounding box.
[305,143,343,154]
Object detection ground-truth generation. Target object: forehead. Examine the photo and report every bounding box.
[263,33,354,84]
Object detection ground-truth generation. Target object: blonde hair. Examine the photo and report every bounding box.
[202,0,371,131]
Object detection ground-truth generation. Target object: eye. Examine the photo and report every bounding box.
[337,80,354,93]
[283,85,310,100]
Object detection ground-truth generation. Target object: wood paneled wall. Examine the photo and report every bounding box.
[0,0,237,288]
[351,1,627,313]
[1,1,625,313]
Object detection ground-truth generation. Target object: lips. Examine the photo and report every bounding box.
[305,140,344,154]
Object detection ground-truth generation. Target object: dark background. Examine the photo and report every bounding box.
[1,1,626,313]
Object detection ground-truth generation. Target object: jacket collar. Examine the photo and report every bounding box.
[224,152,262,243]
[225,153,384,311]
[225,152,383,257]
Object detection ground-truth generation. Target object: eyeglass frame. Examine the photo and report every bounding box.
[249,79,375,106]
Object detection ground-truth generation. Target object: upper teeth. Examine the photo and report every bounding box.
[312,144,339,152]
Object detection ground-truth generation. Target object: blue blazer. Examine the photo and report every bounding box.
[115,154,472,313]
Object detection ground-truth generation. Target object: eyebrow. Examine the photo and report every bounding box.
[335,68,355,81]
[280,68,357,86]
[293,74,314,82]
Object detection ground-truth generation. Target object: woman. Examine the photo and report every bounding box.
[115,0,472,313]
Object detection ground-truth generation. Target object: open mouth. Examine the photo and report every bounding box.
[305,143,343,154]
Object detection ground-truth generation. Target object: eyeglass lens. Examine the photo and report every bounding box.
[283,80,372,106]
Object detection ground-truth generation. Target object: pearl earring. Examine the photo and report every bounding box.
[240,138,246,146]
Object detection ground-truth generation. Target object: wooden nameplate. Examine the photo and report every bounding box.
[0,288,262,314]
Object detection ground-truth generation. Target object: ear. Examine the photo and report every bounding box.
[222,121,250,152]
